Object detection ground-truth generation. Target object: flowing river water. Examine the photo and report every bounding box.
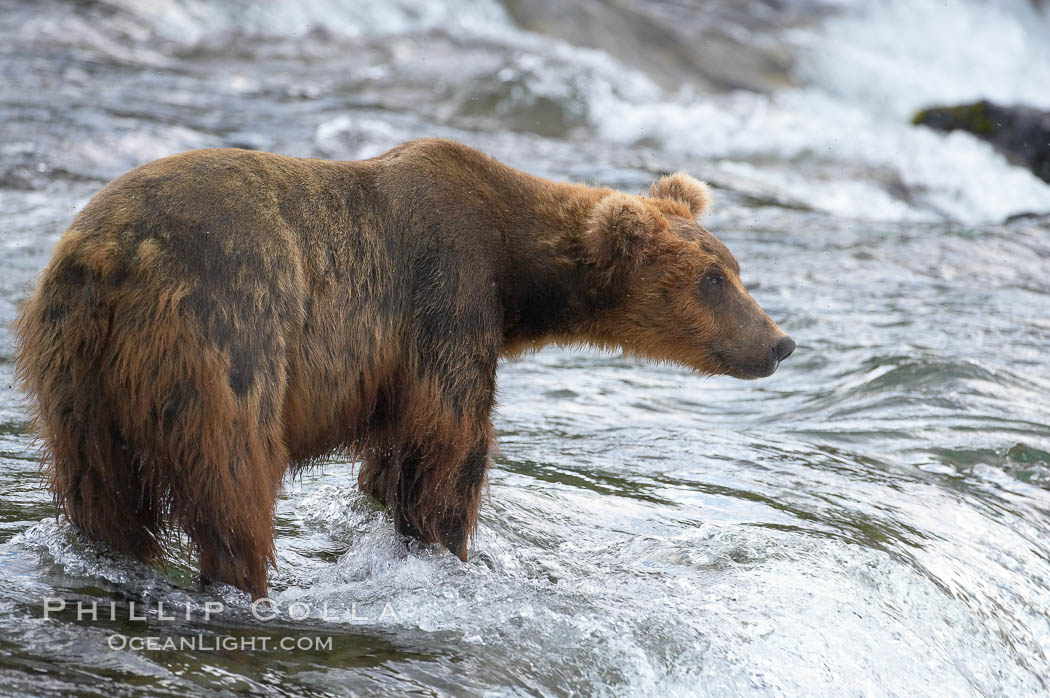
[1,0,1050,695]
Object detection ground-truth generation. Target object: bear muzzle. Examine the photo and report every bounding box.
[716,333,795,379]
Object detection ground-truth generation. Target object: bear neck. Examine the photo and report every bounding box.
[498,179,625,355]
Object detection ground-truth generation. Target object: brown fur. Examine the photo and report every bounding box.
[14,139,792,599]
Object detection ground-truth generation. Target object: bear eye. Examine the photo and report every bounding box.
[697,270,725,298]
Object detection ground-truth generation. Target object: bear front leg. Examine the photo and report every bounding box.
[373,322,499,560]
[388,432,491,561]
[359,450,393,509]
[436,440,489,561]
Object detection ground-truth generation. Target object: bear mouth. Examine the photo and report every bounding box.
[710,349,779,380]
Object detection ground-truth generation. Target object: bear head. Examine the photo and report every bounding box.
[580,173,795,379]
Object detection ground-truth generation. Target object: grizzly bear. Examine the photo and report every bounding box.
[15,139,794,599]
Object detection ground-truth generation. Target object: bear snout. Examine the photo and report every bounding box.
[718,333,795,379]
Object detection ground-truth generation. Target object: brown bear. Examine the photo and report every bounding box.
[15,139,794,599]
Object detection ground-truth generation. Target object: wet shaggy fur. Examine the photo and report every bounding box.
[15,139,790,599]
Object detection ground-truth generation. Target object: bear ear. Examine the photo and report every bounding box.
[581,192,664,271]
[648,172,711,219]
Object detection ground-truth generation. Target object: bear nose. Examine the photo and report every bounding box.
[773,336,796,362]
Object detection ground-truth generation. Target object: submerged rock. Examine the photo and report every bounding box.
[913,100,1050,184]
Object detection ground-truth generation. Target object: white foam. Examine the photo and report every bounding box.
[588,85,1050,222]
[794,0,1050,118]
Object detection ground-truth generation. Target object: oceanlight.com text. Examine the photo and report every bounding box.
[108,634,334,652]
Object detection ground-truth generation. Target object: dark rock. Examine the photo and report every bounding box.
[913,100,1050,184]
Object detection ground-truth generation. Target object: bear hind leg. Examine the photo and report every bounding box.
[176,448,282,600]
[158,383,287,600]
